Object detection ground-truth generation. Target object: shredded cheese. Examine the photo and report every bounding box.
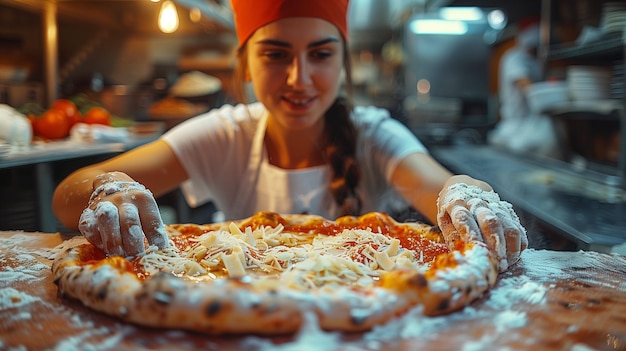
[138,223,430,291]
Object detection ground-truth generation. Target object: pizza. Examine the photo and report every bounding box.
[51,210,501,335]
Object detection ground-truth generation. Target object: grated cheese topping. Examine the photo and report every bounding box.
[138,223,433,291]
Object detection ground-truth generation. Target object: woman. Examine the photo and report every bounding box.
[52,0,526,272]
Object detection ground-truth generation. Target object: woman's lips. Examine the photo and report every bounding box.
[282,96,315,110]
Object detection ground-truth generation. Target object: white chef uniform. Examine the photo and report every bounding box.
[162,102,426,220]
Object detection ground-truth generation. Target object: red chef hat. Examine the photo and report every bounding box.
[517,17,541,49]
[230,0,349,48]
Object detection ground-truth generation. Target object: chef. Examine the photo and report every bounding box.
[52,0,527,272]
[488,18,543,150]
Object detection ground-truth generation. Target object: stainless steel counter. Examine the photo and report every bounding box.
[0,135,159,170]
[432,145,626,254]
[0,134,160,232]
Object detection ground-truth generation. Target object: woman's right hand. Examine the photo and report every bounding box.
[78,171,169,257]
[437,181,528,273]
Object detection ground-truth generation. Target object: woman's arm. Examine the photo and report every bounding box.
[389,152,453,224]
[52,139,188,231]
[390,152,494,223]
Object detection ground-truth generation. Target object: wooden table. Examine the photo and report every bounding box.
[1,231,625,351]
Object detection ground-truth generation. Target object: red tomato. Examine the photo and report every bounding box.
[27,114,37,130]
[50,99,82,127]
[34,109,71,139]
[83,107,111,126]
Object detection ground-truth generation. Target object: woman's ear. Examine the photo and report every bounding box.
[244,68,252,82]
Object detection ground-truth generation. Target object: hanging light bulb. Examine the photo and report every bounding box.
[158,0,179,33]
[189,7,201,23]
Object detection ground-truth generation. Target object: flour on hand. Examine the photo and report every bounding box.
[437,183,528,272]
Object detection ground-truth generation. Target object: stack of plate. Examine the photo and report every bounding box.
[611,62,625,100]
[600,2,626,34]
[526,81,569,114]
[567,65,613,101]
[0,143,11,159]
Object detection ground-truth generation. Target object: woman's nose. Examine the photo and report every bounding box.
[286,56,312,88]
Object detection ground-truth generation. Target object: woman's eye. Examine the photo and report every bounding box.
[312,50,333,60]
[263,51,288,60]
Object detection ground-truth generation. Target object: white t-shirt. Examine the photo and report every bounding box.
[162,102,427,220]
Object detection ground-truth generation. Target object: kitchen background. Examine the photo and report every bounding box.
[0,0,625,255]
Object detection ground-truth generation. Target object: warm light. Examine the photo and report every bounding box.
[158,0,179,33]
[417,79,431,94]
[190,7,202,23]
[410,19,468,35]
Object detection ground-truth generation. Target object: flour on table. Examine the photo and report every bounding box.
[518,249,626,288]
[361,252,551,345]
[0,254,49,285]
[52,327,127,351]
[241,311,342,351]
[571,343,601,351]
[494,310,527,330]
[486,275,547,308]
[0,232,85,261]
[0,341,27,351]
[0,233,38,246]
[10,312,32,321]
[0,287,41,309]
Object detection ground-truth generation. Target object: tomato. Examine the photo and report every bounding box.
[83,106,111,126]
[27,114,37,130]
[50,99,82,127]
[34,109,71,139]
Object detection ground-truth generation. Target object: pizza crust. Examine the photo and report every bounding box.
[380,242,498,315]
[53,239,412,334]
[52,212,500,335]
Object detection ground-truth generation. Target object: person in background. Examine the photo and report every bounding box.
[489,18,542,148]
[52,0,527,272]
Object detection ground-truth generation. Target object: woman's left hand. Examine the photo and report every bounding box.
[437,181,528,272]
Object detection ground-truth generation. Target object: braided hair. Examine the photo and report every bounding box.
[323,96,361,216]
[234,42,362,217]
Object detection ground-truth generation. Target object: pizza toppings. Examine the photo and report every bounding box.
[52,211,505,335]
[138,219,448,293]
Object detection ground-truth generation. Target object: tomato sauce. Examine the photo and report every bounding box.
[78,212,451,280]
[170,212,449,264]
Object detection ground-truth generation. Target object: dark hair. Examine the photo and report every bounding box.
[233,41,362,217]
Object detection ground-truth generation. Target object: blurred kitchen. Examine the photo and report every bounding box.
[0,0,625,255]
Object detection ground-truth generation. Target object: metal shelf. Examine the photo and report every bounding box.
[545,100,624,120]
[548,33,624,62]
[541,0,626,180]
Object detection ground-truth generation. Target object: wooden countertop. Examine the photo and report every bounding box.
[1,231,625,351]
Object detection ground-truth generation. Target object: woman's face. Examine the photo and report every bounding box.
[246,17,344,131]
